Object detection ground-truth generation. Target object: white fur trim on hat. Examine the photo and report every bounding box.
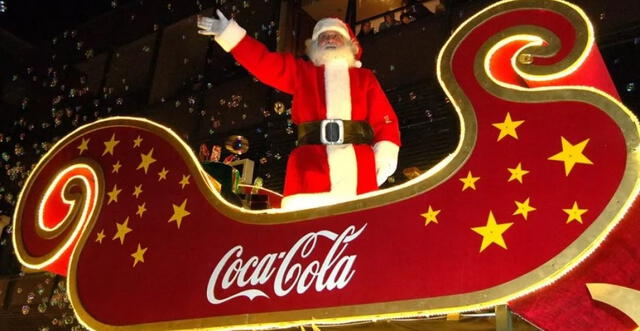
[312,18,350,40]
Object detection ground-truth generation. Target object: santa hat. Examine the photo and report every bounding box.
[312,18,362,68]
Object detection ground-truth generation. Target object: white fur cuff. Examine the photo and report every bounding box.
[374,141,400,164]
[214,20,247,52]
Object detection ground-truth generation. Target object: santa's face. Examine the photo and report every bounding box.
[318,31,345,50]
[307,30,357,67]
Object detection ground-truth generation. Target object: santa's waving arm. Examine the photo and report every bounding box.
[197,10,297,94]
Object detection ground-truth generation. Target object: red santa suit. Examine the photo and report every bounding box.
[215,19,401,209]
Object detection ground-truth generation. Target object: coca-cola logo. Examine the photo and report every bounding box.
[207,224,367,304]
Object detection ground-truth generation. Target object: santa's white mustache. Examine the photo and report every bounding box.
[306,41,357,66]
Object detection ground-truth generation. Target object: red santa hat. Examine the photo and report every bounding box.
[312,18,362,67]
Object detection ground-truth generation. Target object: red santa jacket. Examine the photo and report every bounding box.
[218,23,401,204]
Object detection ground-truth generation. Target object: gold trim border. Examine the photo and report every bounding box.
[35,177,89,239]
[13,158,105,269]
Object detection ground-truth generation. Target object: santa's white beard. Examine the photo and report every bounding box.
[306,41,357,67]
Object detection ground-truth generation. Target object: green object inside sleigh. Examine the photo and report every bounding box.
[200,161,243,207]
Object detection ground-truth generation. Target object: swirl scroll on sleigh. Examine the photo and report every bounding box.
[12,0,640,330]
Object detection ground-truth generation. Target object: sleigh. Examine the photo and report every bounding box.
[12,0,640,329]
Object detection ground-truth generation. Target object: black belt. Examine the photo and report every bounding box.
[297,120,373,145]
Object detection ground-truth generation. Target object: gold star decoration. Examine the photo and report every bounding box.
[95,230,106,244]
[548,137,593,176]
[492,113,524,141]
[563,201,588,224]
[136,148,157,174]
[77,138,90,155]
[179,175,191,189]
[136,203,147,218]
[102,133,120,156]
[168,199,191,229]
[513,198,536,220]
[112,217,132,245]
[158,167,169,181]
[132,184,143,198]
[421,206,441,226]
[107,184,122,205]
[131,243,148,267]
[112,160,122,174]
[471,211,514,252]
[507,162,529,183]
[459,171,480,191]
[133,135,143,148]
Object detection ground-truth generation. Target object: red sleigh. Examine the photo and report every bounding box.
[12,0,640,329]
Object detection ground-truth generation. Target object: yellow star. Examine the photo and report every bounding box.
[492,113,524,141]
[133,135,143,148]
[132,184,143,198]
[507,162,529,183]
[131,243,148,267]
[459,171,480,191]
[106,184,122,204]
[136,148,157,174]
[77,138,90,155]
[112,217,132,245]
[471,211,513,252]
[421,206,440,226]
[563,201,588,224]
[179,175,191,189]
[548,137,593,176]
[168,199,191,229]
[136,203,147,218]
[158,167,169,181]
[112,160,122,173]
[102,133,120,156]
[95,230,105,244]
[513,198,536,220]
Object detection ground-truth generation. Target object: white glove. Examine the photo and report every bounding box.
[374,141,400,186]
[197,9,230,36]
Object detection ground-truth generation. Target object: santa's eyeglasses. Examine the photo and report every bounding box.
[317,31,345,44]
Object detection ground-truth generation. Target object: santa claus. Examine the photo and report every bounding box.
[198,11,401,210]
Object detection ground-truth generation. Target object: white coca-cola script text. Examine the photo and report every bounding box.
[207,224,366,304]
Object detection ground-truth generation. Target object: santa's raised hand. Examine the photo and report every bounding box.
[197,10,229,36]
